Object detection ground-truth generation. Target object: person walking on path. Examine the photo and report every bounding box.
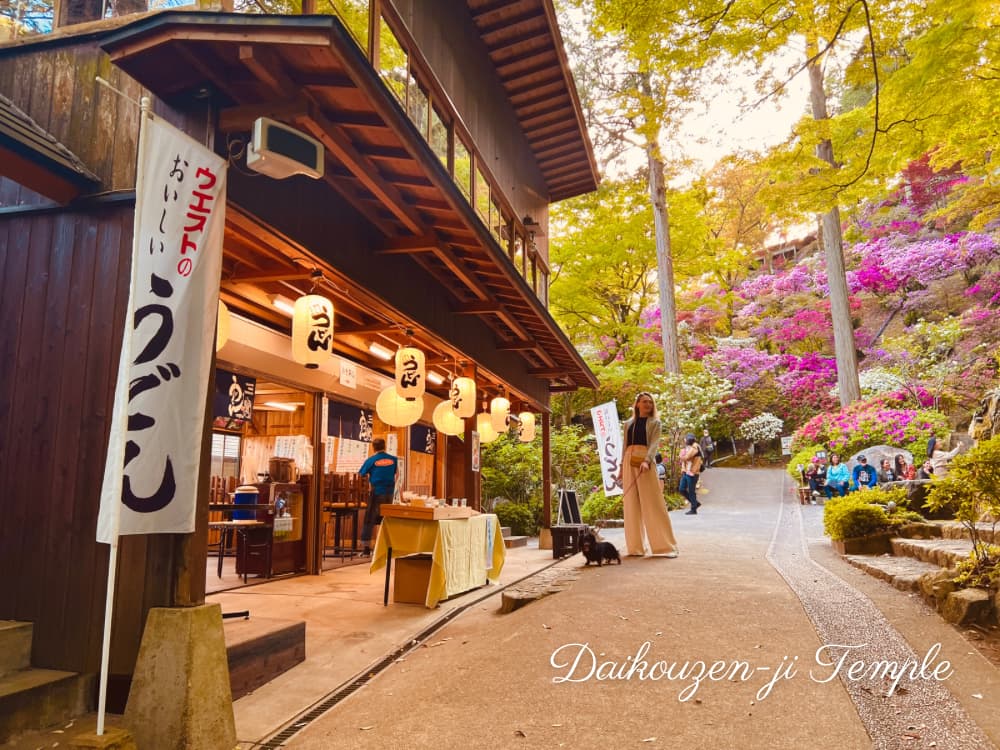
[679,434,703,513]
[618,392,678,557]
[699,429,715,469]
[358,437,398,555]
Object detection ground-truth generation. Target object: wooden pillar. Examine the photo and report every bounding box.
[542,410,551,528]
[307,392,325,574]
[461,363,481,510]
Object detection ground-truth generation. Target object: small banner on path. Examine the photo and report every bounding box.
[591,401,623,497]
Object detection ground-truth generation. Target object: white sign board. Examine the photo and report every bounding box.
[781,436,793,456]
[590,401,623,497]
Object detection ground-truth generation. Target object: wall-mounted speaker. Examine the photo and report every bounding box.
[246,117,324,180]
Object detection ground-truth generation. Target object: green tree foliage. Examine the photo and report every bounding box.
[927,435,1000,568]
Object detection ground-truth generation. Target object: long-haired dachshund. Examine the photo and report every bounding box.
[580,532,621,566]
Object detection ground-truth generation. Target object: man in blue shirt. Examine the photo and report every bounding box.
[851,455,878,491]
[358,438,398,554]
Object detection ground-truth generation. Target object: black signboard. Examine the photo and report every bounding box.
[410,423,436,454]
[214,369,255,424]
[328,401,373,442]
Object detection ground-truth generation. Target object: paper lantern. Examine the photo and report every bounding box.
[216,300,230,351]
[394,346,426,399]
[375,386,423,427]
[476,412,499,444]
[449,377,476,418]
[518,412,536,442]
[432,399,464,436]
[292,294,334,369]
[490,395,510,433]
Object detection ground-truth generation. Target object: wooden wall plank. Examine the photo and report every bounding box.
[47,217,98,667]
[5,217,53,625]
[75,212,127,674]
[30,214,78,664]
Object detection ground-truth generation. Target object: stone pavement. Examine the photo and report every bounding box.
[277,469,1000,749]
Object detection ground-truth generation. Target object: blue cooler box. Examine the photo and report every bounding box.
[233,485,260,520]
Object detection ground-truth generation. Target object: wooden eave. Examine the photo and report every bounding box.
[466,0,599,202]
[99,11,597,394]
[0,93,101,203]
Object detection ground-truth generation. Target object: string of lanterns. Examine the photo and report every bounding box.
[224,287,537,441]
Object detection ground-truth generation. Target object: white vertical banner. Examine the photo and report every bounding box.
[96,114,227,542]
[591,401,623,497]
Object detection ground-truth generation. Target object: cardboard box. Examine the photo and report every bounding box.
[393,554,433,605]
[380,504,476,521]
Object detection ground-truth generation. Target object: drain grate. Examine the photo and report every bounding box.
[255,556,567,747]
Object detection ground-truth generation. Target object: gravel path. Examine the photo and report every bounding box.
[768,472,996,750]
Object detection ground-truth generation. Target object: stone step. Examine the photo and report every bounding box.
[890,537,974,568]
[503,535,528,548]
[844,554,944,592]
[0,669,91,744]
[936,521,1000,544]
[499,526,512,538]
[0,621,32,678]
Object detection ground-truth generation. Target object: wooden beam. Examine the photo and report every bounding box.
[496,339,539,351]
[528,368,569,377]
[228,270,313,284]
[239,44,296,97]
[548,384,578,393]
[454,301,500,314]
[428,243,490,300]
[297,108,425,235]
[337,322,398,335]
[376,234,439,254]
[218,97,310,132]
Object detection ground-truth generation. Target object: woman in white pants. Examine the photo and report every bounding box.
[618,392,678,558]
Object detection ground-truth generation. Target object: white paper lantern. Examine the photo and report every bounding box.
[476,412,499,444]
[449,377,476,418]
[216,300,230,351]
[375,386,423,427]
[292,294,334,369]
[490,395,510,433]
[395,346,426,400]
[432,399,464,436]
[517,412,536,442]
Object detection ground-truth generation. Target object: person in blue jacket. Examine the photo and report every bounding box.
[358,438,398,555]
[824,453,851,497]
[851,454,878,491]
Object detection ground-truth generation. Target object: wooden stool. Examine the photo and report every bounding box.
[551,524,589,559]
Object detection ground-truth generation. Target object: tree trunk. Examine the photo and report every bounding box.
[638,71,681,375]
[806,42,860,406]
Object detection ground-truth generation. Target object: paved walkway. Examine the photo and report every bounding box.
[274,468,999,749]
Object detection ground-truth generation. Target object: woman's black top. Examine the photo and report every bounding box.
[628,417,648,447]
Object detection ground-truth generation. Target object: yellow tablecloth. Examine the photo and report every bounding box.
[370,513,505,607]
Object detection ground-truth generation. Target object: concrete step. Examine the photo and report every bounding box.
[223,616,305,701]
[0,621,32,678]
[891,537,974,568]
[844,554,944,592]
[503,535,528,548]
[0,668,92,744]
[499,526,512,538]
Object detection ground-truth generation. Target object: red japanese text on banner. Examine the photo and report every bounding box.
[97,115,227,542]
[590,401,623,497]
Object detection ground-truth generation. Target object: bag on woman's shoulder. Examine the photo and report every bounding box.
[629,453,647,468]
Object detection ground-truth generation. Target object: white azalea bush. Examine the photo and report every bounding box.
[856,367,906,397]
[739,412,784,443]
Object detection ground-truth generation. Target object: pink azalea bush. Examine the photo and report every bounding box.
[790,394,950,464]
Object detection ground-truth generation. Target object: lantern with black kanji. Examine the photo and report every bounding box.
[449,377,476,418]
[292,294,334,369]
[518,412,536,442]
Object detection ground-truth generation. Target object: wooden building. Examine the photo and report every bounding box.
[0,0,598,716]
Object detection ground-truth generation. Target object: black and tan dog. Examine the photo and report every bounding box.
[580,532,621,566]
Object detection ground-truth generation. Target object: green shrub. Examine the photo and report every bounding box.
[953,545,1000,590]
[664,492,688,511]
[581,491,623,524]
[787,444,826,482]
[856,486,910,509]
[823,496,890,541]
[493,499,540,536]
